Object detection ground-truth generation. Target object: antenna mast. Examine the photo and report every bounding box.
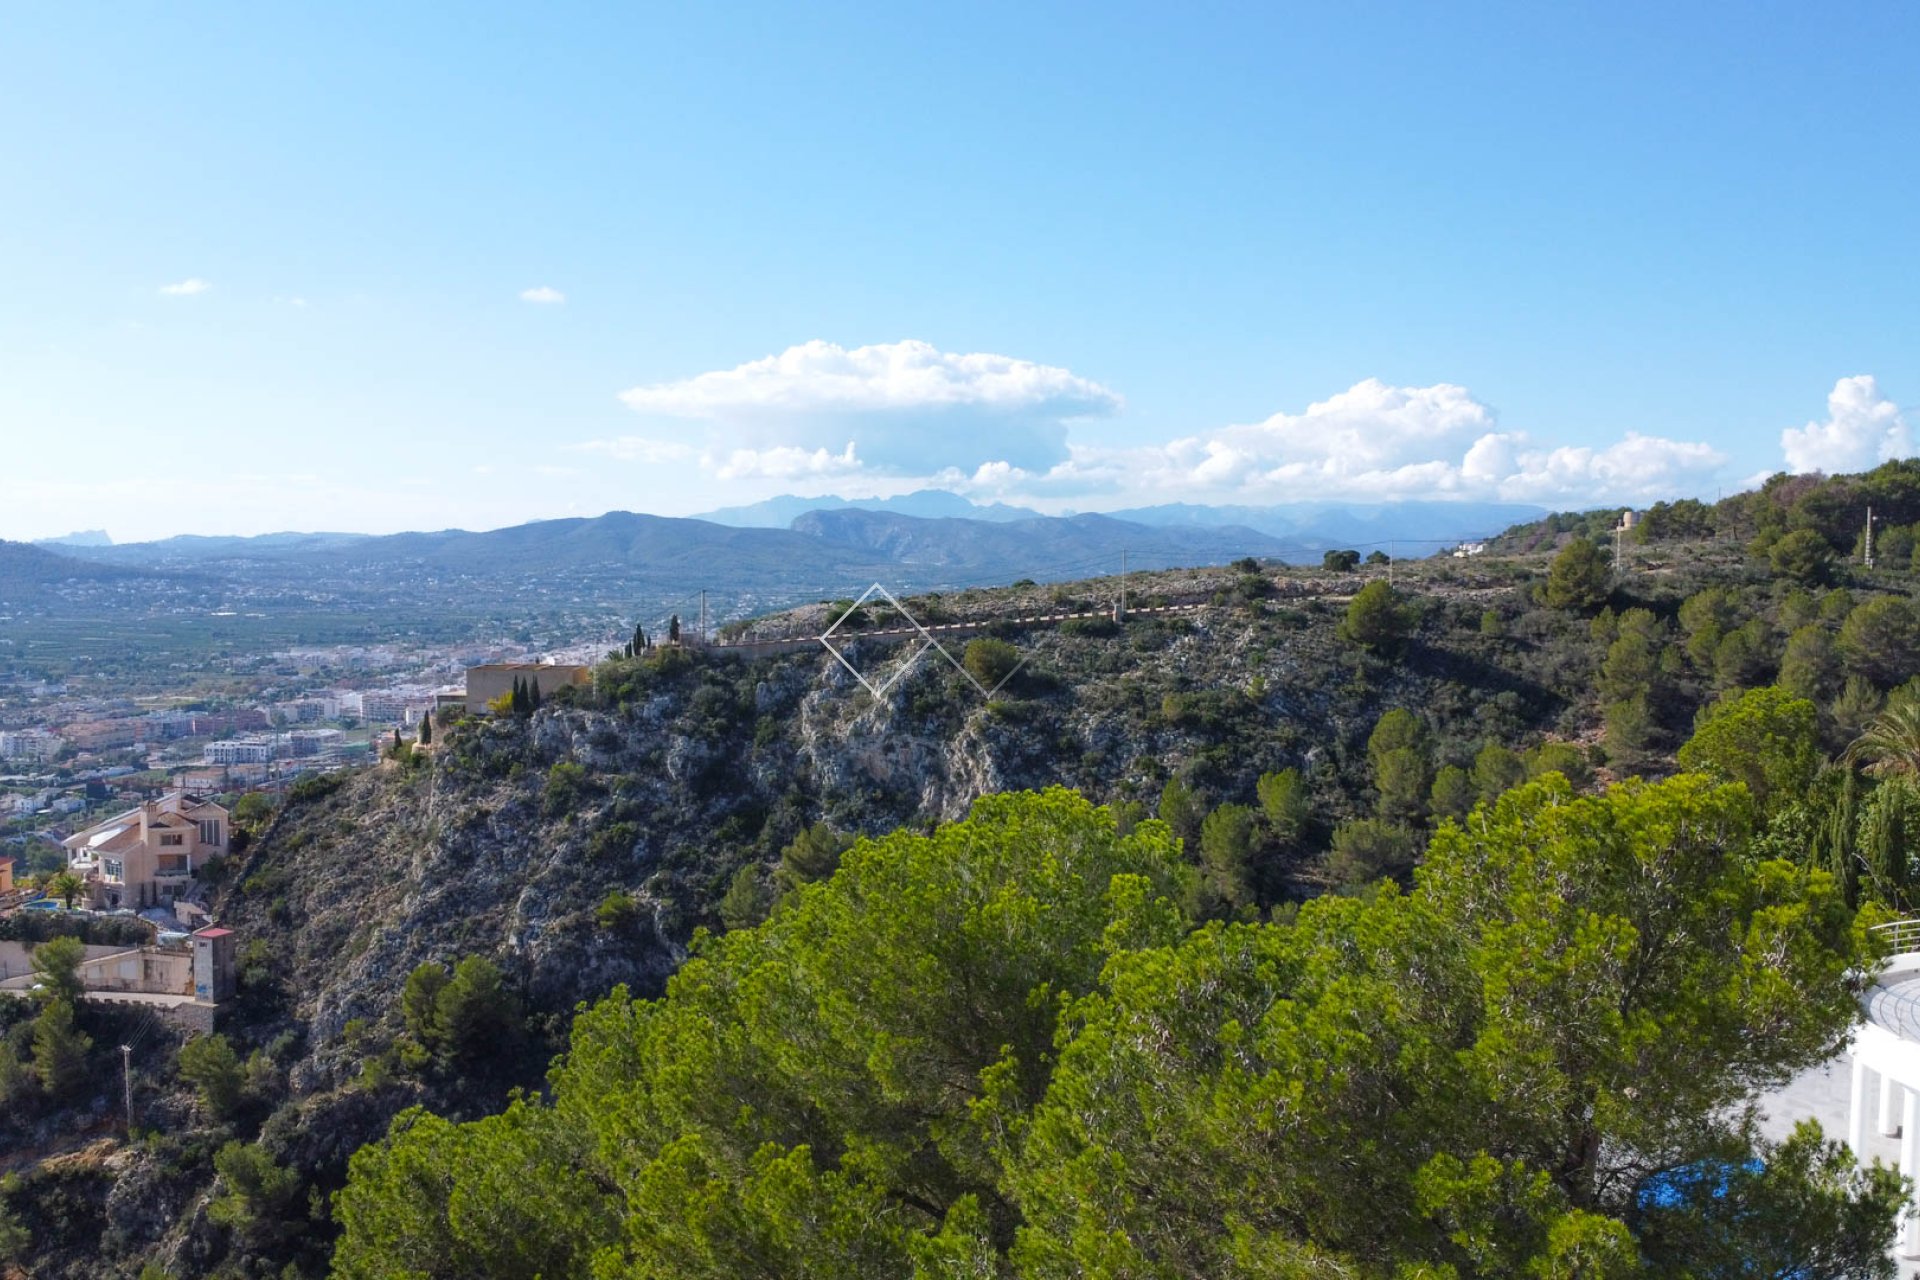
[120,1044,133,1134]
[1866,506,1876,569]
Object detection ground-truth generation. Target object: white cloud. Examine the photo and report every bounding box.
[159,278,211,296]
[520,285,566,304]
[1782,375,1911,474]
[1202,378,1497,474]
[1494,433,1728,504]
[1033,381,1726,508]
[594,343,1740,510]
[715,442,863,481]
[617,339,1121,473]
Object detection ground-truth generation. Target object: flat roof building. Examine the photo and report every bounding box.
[464,663,590,714]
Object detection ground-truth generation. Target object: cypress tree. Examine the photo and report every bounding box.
[418,713,432,746]
[1863,778,1917,911]
[633,624,646,653]
[1819,768,1861,907]
[668,614,681,645]
[528,677,543,711]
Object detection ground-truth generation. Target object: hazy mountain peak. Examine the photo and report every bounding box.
[694,490,1044,528]
[32,529,112,547]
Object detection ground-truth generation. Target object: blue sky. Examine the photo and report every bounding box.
[3,3,1916,541]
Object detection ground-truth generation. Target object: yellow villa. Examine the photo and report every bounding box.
[61,791,229,910]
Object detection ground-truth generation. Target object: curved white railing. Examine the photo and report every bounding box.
[1863,920,1920,1042]
[1874,918,1920,959]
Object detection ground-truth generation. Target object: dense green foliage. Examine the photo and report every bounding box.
[332,782,1895,1278]
[399,956,521,1073]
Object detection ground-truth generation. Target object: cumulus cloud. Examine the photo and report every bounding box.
[1782,375,1911,474]
[1202,378,1497,474]
[1023,380,1727,508]
[617,339,1121,473]
[714,442,863,482]
[591,341,1743,509]
[1494,433,1728,504]
[520,285,566,304]
[159,278,211,296]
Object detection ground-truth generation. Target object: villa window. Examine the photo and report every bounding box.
[103,858,123,880]
[159,833,184,847]
[198,819,222,846]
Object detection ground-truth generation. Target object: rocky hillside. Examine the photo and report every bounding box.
[18,517,1920,1278]
[231,568,1545,1079]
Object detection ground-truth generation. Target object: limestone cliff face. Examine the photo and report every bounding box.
[213,597,1551,1103]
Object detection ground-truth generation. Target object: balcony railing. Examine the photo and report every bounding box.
[1873,919,1920,958]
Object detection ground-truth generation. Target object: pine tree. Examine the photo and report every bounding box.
[32,1000,91,1099]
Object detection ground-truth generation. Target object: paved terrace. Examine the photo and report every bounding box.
[1759,921,1920,1271]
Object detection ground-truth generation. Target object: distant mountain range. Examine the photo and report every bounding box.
[693,489,1043,528]
[698,491,1544,550]
[3,496,1541,618]
[1107,499,1549,548]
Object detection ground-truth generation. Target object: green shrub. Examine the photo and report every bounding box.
[596,890,639,931]
[962,637,1021,690]
[543,761,595,817]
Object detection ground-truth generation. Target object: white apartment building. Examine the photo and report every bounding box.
[0,730,62,761]
[360,691,411,724]
[203,737,276,765]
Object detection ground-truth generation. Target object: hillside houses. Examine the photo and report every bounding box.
[60,791,228,910]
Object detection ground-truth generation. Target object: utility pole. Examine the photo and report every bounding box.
[699,590,708,646]
[1115,550,1128,622]
[1866,506,1876,569]
[1388,540,1395,585]
[120,1044,133,1135]
[1613,523,1624,576]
